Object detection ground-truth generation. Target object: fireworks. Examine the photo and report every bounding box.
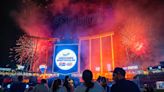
[9,35,37,70]
[9,0,163,70]
[10,34,57,71]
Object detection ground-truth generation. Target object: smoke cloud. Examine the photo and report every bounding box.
[12,0,164,69]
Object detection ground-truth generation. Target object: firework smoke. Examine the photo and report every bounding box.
[11,0,164,70]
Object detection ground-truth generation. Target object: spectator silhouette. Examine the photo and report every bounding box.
[51,79,67,92]
[96,76,102,84]
[63,76,74,92]
[75,69,104,92]
[10,75,26,92]
[33,79,50,92]
[100,77,110,92]
[143,84,154,92]
[111,67,140,92]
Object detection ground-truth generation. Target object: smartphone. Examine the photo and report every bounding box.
[26,84,29,89]
[7,84,11,89]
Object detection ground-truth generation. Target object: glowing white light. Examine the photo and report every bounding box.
[158,66,162,69]
[107,64,111,71]
[127,65,138,70]
[95,67,100,71]
[17,65,25,70]
[156,81,164,89]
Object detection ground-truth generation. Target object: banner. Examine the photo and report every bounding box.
[53,44,78,74]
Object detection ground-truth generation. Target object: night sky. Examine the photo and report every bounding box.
[0,0,23,67]
[0,0,164,68]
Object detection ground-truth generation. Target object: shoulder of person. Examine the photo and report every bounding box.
[20,82,26,85]
[126,80,138,86]
[59,86,67,89]
[111,83,118,89]
[75,85,84,89]
[11,82,26,87]
[94,82,103,88]
[35,84,40,87]
[126,80,140,92]
[33,84,40,89]
[93,82,105,91]
[74,85,85,92]
[111,84,118,92]
[60,86,67,92]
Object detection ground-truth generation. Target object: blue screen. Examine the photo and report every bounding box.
[53,44,78,74]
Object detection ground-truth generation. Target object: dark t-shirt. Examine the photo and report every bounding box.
[111,79,140,92]
[10,82,26,92]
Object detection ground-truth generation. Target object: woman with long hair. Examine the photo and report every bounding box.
[63,76,74,92]
[75,70,104,92]
[100,77,110,92]
[51,79,67,92]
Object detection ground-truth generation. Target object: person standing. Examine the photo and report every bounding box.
[63,76,74,92]
[51,79,67,92]
[111,67,140,92]
[10,76,26,92]
[33,79,50,92]
[75,70,104,92]
[100,77,110,92]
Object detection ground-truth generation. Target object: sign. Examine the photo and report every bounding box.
[39,65,47,73]
[0,68,11,71]
[53,44,78,74]
[55,49,77,70]
[156,81,164,89]
[123,65,139,70]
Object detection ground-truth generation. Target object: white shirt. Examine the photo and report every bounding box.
[75,82,104,92]
[51,86,67,92]
[33,84,50,92]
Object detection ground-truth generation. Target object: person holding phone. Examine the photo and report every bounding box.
[10,76,26,92]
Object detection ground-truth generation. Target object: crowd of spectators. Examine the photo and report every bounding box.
[0,68,142,92]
